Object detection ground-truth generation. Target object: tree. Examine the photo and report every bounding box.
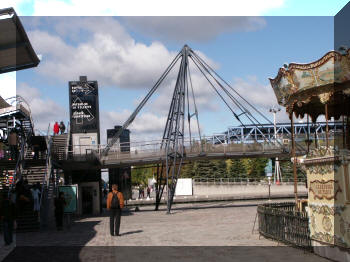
[228,159,246,178]
[181,161,195,178]
[193,159,214,178]
[245,158,268,178]
[131,165,153,186]
[212,160,227,178]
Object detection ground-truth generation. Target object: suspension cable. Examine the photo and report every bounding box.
[187,63,202,143]
[189,55,246,127]
[103,51,182,155]
[191,50,272,124]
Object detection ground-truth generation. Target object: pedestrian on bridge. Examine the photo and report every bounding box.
[53,122,59,136]
[59,121,66,134]
[107,184,124,236]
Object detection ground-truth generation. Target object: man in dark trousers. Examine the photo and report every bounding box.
[0,193,17,245]
[54,192,66,230]
[106,184,124,236]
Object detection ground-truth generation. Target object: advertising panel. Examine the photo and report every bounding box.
[69,78,99,134]
[58,185,78,213]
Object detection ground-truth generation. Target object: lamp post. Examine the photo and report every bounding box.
[269,107,282,184]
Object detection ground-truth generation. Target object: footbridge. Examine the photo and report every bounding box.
[66,45,340,212]
[67,121,340,168]
[95,137,288,168]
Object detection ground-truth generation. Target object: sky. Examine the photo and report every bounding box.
[0,0,348,144]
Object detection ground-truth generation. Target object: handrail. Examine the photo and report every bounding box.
[65,121,70,160]
[192,177,306,184]
[8,136,25,196]
[40,133,52,208]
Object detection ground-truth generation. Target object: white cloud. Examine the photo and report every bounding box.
[0,73,16,100]
[228,76,317,124]
[100,110,167,144]
[17,83,67,132]
[27,17,179,89]
[26,0,286,16]
[123,17,266,42]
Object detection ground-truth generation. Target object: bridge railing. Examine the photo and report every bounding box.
[60,131,343,163]
[98,136,287,162]
[192,177,306,185]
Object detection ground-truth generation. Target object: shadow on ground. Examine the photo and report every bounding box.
[3,246,329,262]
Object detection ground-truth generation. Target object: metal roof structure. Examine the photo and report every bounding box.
[0,96,10,109]
[0,7,40,74]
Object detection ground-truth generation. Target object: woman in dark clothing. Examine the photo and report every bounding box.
[54,192,66,230]
[0,193,17,245]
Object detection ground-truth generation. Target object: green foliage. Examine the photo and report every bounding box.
[182,161,195,178]
[131,166,154,186]
[246,158,268,178]
[212,160,227,178]
[228,159,246,178]
[193,159,214,178]
[279,158,306,180]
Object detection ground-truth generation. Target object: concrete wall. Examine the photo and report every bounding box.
[193,183,307,196]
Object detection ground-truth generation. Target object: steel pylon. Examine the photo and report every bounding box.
[103,44,278,213]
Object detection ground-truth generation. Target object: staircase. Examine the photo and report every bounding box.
[0,139,52,232]
[22,159,46,185]
[51,134,68,161]
[16,203,40,232]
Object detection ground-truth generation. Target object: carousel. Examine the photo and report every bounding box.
[269,49,350,261]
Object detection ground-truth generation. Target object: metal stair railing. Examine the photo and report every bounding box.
[65,121,70,160]
[39,128,53,229]
[8,135,26,196]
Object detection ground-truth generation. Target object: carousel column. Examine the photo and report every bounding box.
[342,115,346,149]
[325,103,329,148]
[290,112,298,205]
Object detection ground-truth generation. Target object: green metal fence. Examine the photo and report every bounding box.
[257,202,312,250]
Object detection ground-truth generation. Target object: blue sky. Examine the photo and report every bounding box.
[0,0,347,143]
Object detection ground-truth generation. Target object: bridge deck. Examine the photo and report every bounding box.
[100,142,289,167]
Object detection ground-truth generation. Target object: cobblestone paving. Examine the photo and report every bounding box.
[2,203,330,261]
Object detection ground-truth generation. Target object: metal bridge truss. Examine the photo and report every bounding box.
[102,45,284,213]
[210,121,344,145]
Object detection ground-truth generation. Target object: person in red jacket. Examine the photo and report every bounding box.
[53,122,59,136]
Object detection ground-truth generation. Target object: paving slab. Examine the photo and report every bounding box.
[1,203,330,262]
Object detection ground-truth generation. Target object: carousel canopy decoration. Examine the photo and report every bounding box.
[269,49,350,122]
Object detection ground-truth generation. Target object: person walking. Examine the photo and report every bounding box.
[147,186,151,199]
[53,122,59,136]
[59,121,66,134]
[0,193,17,246]
[138,186,142,199]
[31,182,41,215]
[106,184,124,236]
[54,192,66,230]
[8,129,18,161]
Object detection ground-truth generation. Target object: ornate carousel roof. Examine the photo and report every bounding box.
[269,49,350,122]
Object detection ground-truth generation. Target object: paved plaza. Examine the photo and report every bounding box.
[1,202,330,261]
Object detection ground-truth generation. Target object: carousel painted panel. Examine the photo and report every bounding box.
[270,50,350,107]
[304,149,350,248]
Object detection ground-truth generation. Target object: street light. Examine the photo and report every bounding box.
[269,106,282,185]
[269,106,281,143]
